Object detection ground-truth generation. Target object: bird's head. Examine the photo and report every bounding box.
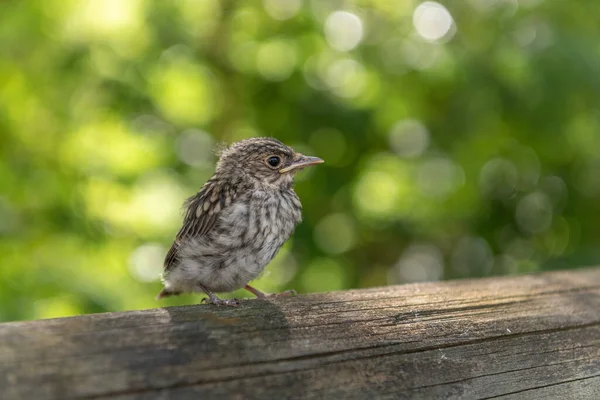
[216,137,324,188]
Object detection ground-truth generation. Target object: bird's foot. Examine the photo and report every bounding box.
[201,296,240,307]
[196,283,240,306]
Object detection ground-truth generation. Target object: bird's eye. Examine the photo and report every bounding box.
[266,156,281,168]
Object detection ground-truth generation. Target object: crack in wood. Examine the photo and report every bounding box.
[480,373,600,399]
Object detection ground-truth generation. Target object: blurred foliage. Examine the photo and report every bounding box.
[1,0,600,322]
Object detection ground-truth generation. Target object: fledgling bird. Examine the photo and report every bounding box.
[157,137,324,306]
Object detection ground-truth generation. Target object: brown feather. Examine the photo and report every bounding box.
[163,178,235,272]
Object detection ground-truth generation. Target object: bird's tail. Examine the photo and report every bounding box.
[156,288,181,300]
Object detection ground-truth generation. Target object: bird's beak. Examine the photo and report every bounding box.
[279,154,324,173]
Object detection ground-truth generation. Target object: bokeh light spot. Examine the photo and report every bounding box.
[354,171,402,218]
[417,157,465,198]
[400,38,444,70]
[83,173,186,236]
[324,11,364,51]
[504,237,536,260]
[353,154,415,220]
[178,0,222,39]
[540,217,570,257]
[512,146,541,191]
[62,119,164,177]
[392,243,444,283]
[516,192,553,234]
[326,58,367,98]
[63,0,149,56]
[451,236,494,277]
[263,0,302,20]
[149,57,221,126]
[540,176,568,214]
[314,213,357,254]
[479,158,518,199]
[176,129,215,168]
[389,119,430,158]
[129,243,165,282]
[66,0,142,37]
[256,39,298,81]
[413,2,456,42]
[229,41,259,73]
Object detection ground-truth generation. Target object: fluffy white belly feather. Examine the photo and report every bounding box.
[163,190,301,293]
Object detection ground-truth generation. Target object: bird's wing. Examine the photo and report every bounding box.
[164,178,235,272]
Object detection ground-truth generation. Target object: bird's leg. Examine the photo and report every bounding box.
[197,283,240,306]
[244,284,267,298]
[244,284,297,299]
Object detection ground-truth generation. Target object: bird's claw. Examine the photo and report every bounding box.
[201,297,240,306]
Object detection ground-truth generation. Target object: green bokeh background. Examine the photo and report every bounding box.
[1,0,599,322]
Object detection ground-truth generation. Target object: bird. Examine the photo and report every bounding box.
[156,137,324,306]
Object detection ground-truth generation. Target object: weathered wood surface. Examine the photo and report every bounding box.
[1,268,600,400]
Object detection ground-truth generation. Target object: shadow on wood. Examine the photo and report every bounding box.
[1,268,600,399]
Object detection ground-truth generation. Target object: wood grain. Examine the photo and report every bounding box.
[1,268,600,399]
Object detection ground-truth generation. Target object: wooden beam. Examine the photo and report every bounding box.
[2,268,600,399]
